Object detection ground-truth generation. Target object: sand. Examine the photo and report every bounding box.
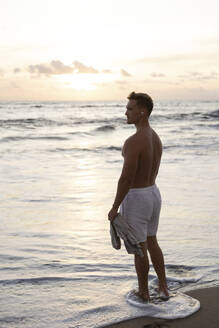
[104,286,219,328]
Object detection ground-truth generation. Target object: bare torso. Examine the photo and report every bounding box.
[122,127,162,188]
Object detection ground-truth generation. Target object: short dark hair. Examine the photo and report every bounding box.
[127,91,154,116]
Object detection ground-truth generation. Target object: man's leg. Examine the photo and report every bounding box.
[134,241,150,301]
[147,236,169,296]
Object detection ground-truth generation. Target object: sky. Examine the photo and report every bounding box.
[0,0,219,101]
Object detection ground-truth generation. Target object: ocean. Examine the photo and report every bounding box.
[0,100,219,327]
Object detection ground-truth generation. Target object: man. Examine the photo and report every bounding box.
[108,91,169,302]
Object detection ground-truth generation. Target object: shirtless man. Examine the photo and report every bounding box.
[108,91,169,302]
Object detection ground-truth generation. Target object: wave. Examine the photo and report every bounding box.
[0,276,75,286]
[48,145,121,153]
[208,109,219,118]
[149,109,219,122]
[95,145,121,152]
[0,117,125,130]
[166,264,196,271]
[95,125,115,132]
[204,123,219,128]
[76,103,124,108]
[105,146,121,151]
[0,316,29,324]
[0,117,66,128]
[163,142,218,151]
[0,272,135,286]
[71,117,125,125]
[48,147,92,152]
[37,136,68,140]
[1,109,217,132]
[8,232,58,239]
[0,266,24,271]
[1,135,68,142]
[30,105,43,108]
[0,254,28,261]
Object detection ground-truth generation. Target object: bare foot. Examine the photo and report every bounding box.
[135,291,150,302]
[158,285,169,300]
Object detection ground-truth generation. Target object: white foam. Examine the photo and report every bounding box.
[149,273,203,284]
[149,274,203,294]
[167,275,203,283]
[126,289,200,319]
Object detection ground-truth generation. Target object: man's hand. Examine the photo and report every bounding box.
[108,207,119,221]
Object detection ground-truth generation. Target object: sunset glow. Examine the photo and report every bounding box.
[1,0,219,100]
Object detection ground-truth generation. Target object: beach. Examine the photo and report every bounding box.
[1,0,219,326]
[0,100,219,328]
[104,286,219,328]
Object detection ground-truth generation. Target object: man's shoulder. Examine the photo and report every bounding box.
[151,128,162,146]
[125,133,139,143]
[123,134,140,155]
[124,133,138,147]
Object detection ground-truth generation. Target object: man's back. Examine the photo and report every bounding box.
[123,127,162,188]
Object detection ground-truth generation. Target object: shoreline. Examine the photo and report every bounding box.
[103,286,219,328]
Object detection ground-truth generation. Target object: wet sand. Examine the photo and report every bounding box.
[104,286,219,328]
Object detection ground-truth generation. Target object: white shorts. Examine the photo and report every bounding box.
[119,184,161,243]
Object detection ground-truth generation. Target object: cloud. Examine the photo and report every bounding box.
[184,86,206,93]
[178,71,218,81]
[27,60,73,75]
[137,54,189,64]
[115,80,129,85]
[14,68,21,73]
[137,53,219,65]
[120,68,131,77]
[72,61,99,74]
[24,59,112,77]
[72,61,112,74]
[28,64,52,75]
[101,69,112,74]
[115,80,130,89]
[150,72,166,78]
[50,60,73,74]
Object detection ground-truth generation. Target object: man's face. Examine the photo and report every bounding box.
[125,99,141,124]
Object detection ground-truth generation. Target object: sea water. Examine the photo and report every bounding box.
[0,100,219,327]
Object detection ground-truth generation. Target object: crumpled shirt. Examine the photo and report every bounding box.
[110,213,144,257]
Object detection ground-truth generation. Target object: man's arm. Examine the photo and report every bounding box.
[108,138,139,220]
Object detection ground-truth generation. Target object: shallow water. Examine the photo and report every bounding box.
[0,100,219,327]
